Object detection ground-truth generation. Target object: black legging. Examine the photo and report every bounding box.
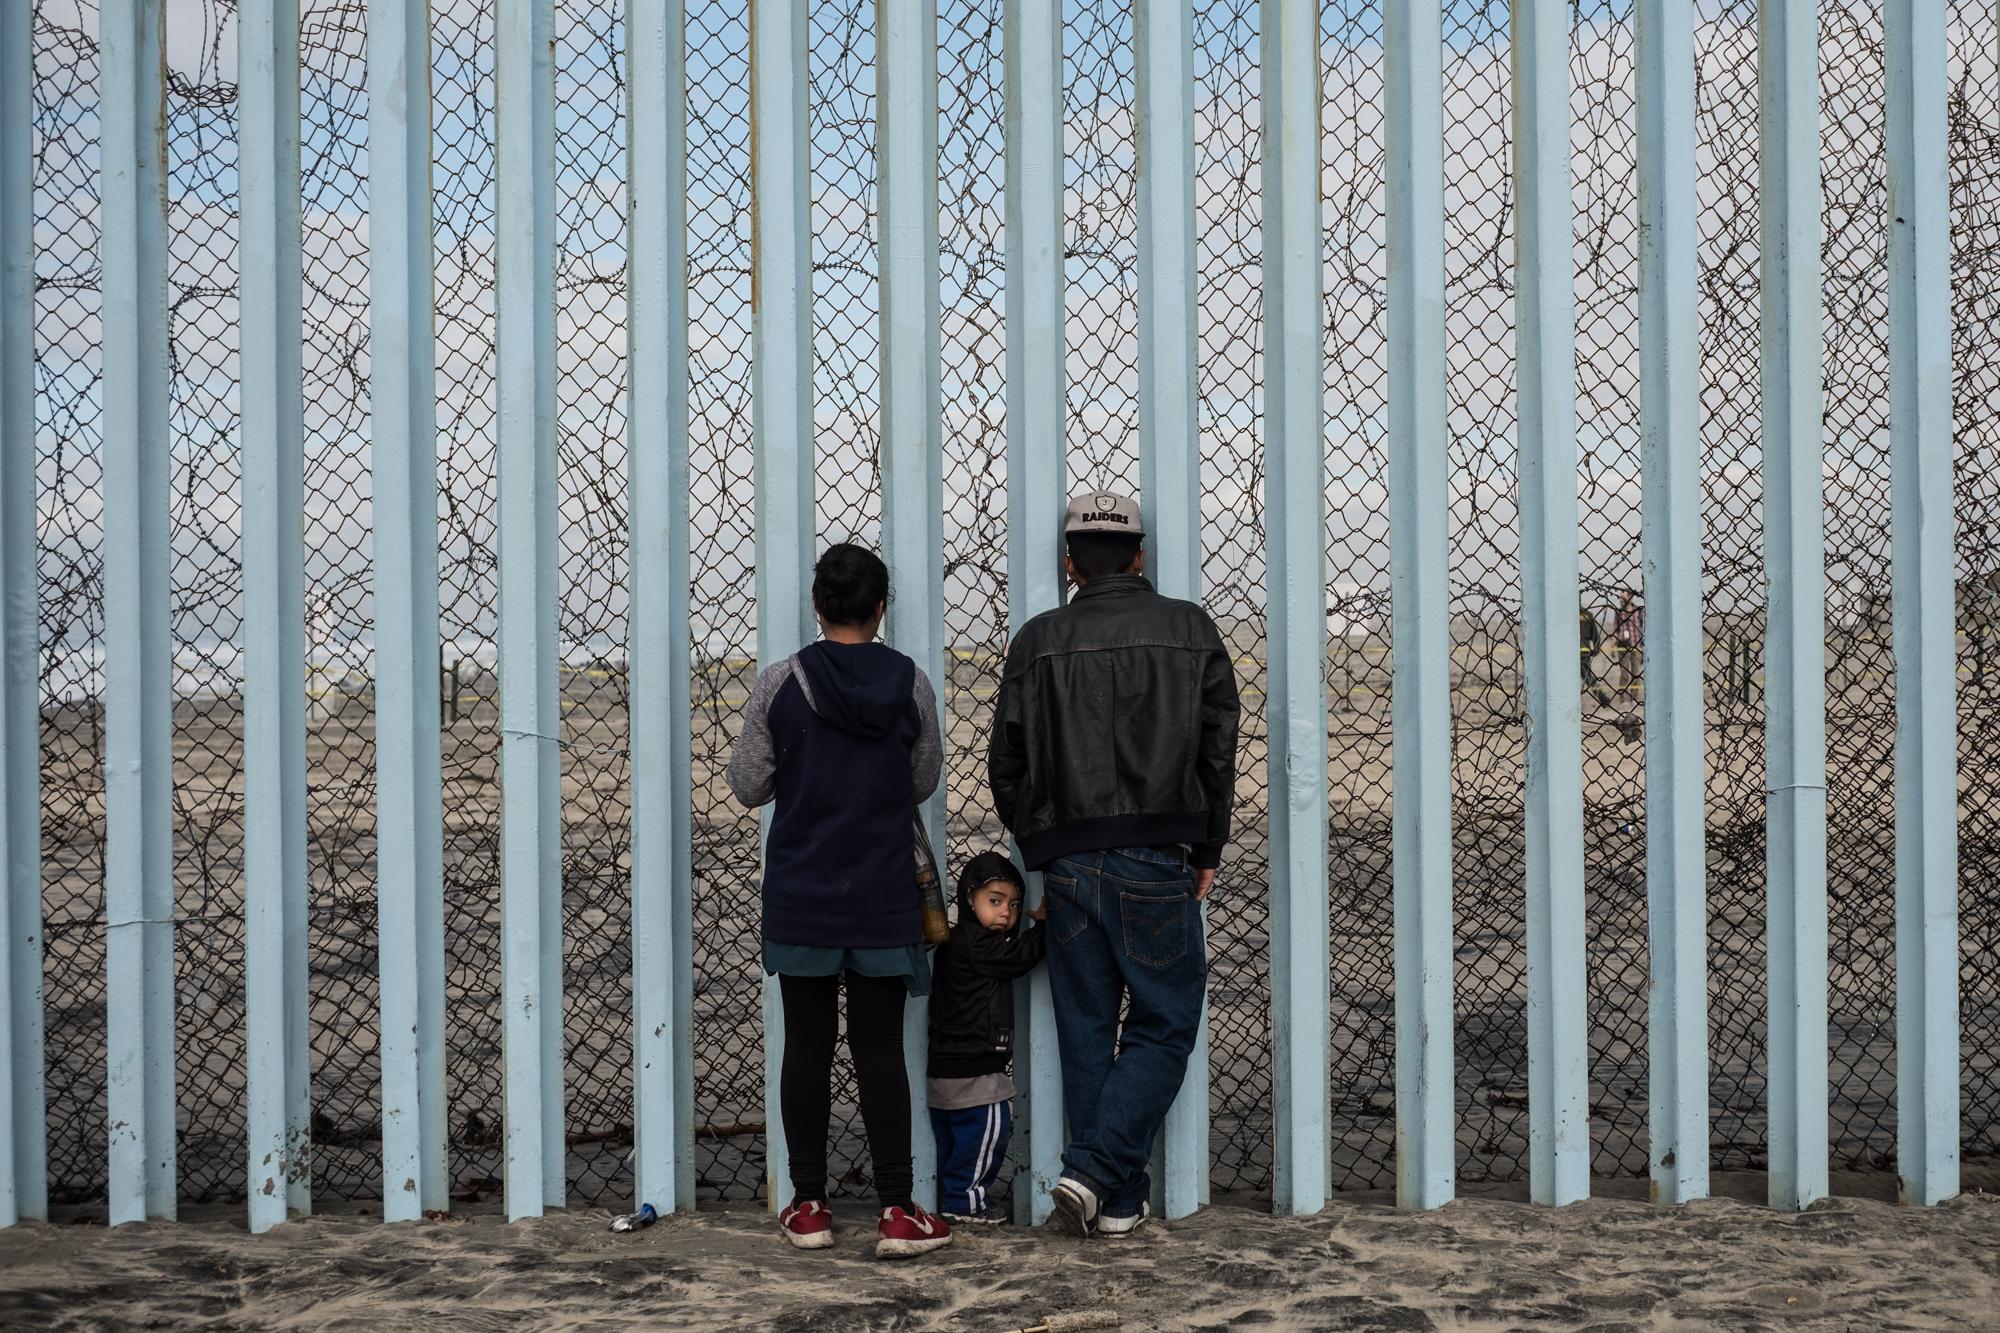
[777,971,912,1210]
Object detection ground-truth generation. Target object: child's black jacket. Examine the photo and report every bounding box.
[927,852,1046,1079]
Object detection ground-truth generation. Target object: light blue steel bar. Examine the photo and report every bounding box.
[626,0,696,1215]
[1511,0,1589,1208]
[752,0,815,1211]
[1636,0,1709,1208]
[238,0,313,1233]
[495,0,566,1220]
[1384,0,1455,1214]
[1886,1,1957,1209]
[1004,0,1066,1228]
[1135,0,1207,1222]
[1757,0,1828,1214]
[1261,0,1331,1217]
[100,0,177,1226]
[365,0,449,1222]
[0,0,47,1229]
[877,0,943,1209]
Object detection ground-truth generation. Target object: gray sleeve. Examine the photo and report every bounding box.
[911,668,944,803]
[725,660,791,808]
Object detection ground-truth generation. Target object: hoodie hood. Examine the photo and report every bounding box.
[954,851,1026,933]
[792,640,917,740]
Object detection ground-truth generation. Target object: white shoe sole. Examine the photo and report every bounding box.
[781,1226,836,1250]
[876,1231,954,1259]
[1096,1210,1149,1237]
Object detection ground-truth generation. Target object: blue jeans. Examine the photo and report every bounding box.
[1042,847,1206,1215]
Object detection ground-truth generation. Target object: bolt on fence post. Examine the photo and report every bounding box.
[1004,0,1066,1228]
[1637,0,1710,1208]
[1261,0,1331,1218]
[878,0,944,1210]
[495,0,566,1221]
[1135,0,1207,1222]
[100,0,177,1227]
[1385,0,1455,1214]
[1512,0,1590,1208]
[751,0,816,1213]
[239,0,313,1233]
[1886,0,1958,1209]
[366,0,449,1223]
[1758,0,1829,1214]
[627,0,697,1216]
[0,0,46,1229]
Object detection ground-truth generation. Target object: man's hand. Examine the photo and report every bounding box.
[1194,867,1217,901]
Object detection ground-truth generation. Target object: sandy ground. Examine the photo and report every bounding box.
[2,1172,1997,1331]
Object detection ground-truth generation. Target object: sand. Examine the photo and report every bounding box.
[2,1172,1997,1331]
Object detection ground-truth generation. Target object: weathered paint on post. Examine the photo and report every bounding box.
[626,0,697,1216]
[1005,0,1066,1229]
[365,0,449,1222]
[1384,0,1455,1214]
[0,0,46,1230]
[1261,0,1331,1218]
[238,0,313,1233]
[100,0,177,1227]
[495,0,566,1221]
[1758,0,1829,1214]
[1511,0,1589,1208]
[1636,0,1709,1208]
[878,0,944,1208]
[752,0,816,1211]
[1135,0,1207,1221]
[1886,1,1958,1209]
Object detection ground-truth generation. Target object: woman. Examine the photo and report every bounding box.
[724,542,953,1259]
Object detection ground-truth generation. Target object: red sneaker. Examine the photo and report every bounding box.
[875,1204,954,1259]
[779,1198,835,1250]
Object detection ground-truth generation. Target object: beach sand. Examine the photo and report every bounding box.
[2,1172,1996,1331]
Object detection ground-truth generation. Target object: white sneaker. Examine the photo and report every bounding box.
[1048,1176,1101,1236]
[1096,1201,1150,1237]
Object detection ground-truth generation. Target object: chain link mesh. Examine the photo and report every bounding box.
[25,0,2000,1209]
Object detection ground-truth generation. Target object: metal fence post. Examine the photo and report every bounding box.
[100,0,177,1227]
[1886,0,1958,1209]
[1262,0,1331,1218]
[1135,0,1206,1221]
[366,0,449,1223]
[1636,0,1709,1208]
[495,0,565,1221]
[878,0,944,1210]
[1004,0,1065,1228]
[239,0,313,1233]
[1758,0,1829,1214]
[1385,0,1454,1214]
[752,0,816,1212]
[0,0,46,1230]
[1511,0,1589,1208]
[627,0,697,1216]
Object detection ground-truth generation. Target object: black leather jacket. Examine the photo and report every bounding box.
[988,574,1241,870]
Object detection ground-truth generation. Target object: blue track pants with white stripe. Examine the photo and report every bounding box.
[930,1100,1011,1217]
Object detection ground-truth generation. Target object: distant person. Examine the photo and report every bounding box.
[1579,604,1613,707]
[1612,587,1644,702]
[988,491,1241,1238]
[926,851,1046,1224]
[725,542,954,1259]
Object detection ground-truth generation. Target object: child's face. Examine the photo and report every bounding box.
[969,879,1022,931]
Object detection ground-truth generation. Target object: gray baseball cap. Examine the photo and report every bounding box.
[1063,490,1145,537]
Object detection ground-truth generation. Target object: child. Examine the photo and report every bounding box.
[926,851,1046,1224]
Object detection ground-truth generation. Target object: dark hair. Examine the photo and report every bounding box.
[1065,532,1143,582]
[812,542,890,626]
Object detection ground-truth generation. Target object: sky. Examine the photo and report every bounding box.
[25,0,2000,685]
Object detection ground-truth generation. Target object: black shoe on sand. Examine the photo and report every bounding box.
[1048,1177,1100,1237]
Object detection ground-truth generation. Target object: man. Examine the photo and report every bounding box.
[1611,587,1644,703]
[987,491,1241,1237]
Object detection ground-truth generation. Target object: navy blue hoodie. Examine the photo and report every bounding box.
[725,640,944,947]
